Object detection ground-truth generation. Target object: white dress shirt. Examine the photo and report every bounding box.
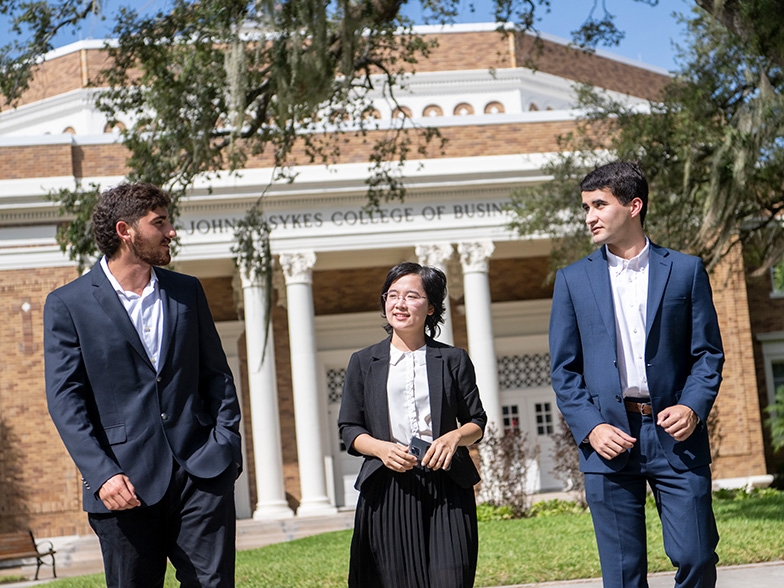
[100,256,165,372]
[387,343,433,445]
[607,240,650,400]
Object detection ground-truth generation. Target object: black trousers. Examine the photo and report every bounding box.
[89,460,237,588]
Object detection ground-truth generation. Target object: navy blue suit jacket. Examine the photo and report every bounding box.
[338,337,487,490]
[549,243,724,474]
[44,264,242,513]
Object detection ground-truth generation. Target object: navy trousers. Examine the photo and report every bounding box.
[89,460,237,588]
[584,411,719,588]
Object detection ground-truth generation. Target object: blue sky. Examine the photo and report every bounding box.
[39,0,692,72]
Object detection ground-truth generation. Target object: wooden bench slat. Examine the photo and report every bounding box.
[0,531,57,580]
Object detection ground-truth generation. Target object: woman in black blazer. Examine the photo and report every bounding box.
[338,262,487,588]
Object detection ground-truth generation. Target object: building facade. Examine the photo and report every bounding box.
[0,24,774,537]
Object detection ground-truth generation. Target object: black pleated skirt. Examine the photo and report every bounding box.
[348,465,478,588]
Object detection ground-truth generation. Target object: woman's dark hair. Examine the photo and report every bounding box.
[92,183,171,257]
[380,262,447,338]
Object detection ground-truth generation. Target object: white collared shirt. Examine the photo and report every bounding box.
[100,256,165,372]
[387,343,433,445]
[606,240,650,400]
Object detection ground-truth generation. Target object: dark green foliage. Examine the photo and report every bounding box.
[765,385,784,452]
[508,3,784,279]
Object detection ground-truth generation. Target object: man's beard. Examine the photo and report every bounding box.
[130,233,171,266]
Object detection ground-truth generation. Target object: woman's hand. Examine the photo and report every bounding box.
[378,441,418,472]
[421,430,460,471]
[421,423,483,471]
[352,434,417,472]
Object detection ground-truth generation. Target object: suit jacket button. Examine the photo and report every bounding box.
[161,412,169,421]
[616,395,622,402]
[157,377,162,383]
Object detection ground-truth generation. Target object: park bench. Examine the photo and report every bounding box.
[0,530,56,580]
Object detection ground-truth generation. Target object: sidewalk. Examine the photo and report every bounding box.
[483,560,784,588]
[4,559,784,587]
[1,510,782,587]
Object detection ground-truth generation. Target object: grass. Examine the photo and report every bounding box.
[43,489,784,587]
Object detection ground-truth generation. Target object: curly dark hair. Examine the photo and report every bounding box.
[92,183,171,257]
[380,262,447,338]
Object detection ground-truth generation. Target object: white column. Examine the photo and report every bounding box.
[279,251,337,516]
[240,269,293,519]
[458,241,502,430]
[215,321,253,519]
[415,243,455,345]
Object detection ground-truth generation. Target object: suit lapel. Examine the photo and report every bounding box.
[156,269,179,371]
[90,264,154,369]
[646,243,672,336]
[585,247,618,351]
[425,340,444,437]
[367,339,392,441]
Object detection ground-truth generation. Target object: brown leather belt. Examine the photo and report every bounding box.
[624,400,653,415]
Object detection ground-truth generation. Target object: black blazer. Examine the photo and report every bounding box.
[338,336,487,490]
[44,264,242,513]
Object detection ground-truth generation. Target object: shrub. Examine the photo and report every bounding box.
[549,413,586,506]
[478,423,536,518]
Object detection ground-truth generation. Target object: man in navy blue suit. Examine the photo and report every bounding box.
[44,183,242,587]
[549,161,724,587]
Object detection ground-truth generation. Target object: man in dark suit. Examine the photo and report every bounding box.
[44,183,242,587]
[549,162,724,588]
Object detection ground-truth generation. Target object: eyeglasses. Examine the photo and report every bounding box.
[382,291,427,304]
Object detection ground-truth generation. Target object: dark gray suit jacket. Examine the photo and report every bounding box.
[338,336,486,490]
[44,264,241,513]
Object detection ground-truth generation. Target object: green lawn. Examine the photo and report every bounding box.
[45,489,784,588]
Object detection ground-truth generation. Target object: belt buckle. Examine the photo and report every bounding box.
[625,399,652,415]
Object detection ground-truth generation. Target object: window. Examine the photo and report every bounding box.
[535,402,554,436]
[758,334,784,406]
[484,101,504,114]
[502,404,520,434]
[771,259,784,296]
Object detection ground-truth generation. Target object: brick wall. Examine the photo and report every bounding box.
[0,144,75,180]
[0,266,89,537]
[509,32,669,101]
[3,30,668,111]
[0,119,577,182]
[708,246,768,479]
[73,143,130,178]
[744,263,784,472]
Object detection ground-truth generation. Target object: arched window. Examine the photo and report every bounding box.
[453,103,474,116]
[103,121,127,134]
[392,106,412,119]
[423,104,443,117]
[484,101,505,114]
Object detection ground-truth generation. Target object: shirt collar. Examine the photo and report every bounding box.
[100,256,158,297]
[606,238,650,273]
[389,343,427,366]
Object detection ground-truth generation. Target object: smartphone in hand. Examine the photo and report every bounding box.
[408,437,431,465]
